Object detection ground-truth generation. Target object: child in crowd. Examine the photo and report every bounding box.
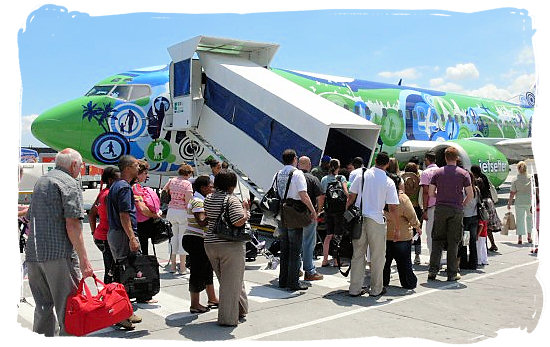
[477,220,489,266]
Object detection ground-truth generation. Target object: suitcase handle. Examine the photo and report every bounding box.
[77,274,108,299]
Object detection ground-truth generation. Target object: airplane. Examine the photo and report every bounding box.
[31,37,534,191]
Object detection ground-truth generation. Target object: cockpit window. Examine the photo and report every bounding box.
[85,85,114,96]
[110,85,131,101]
[129,85,151,100]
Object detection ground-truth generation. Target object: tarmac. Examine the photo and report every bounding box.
[16,165,543,343]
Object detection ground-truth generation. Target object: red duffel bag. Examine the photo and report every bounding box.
[65,274,133,336]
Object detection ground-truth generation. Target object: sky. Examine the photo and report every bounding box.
[4,0,550,345]
[16,4,537,147]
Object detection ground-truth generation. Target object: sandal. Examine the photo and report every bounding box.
[190,306,210,314]
[207,301,219,309]
[321,261,330,267]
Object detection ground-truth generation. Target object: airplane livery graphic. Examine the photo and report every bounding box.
[31,59,534,188]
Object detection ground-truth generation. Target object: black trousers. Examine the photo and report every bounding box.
[458,216,479,270]
[182,234,214,293]
[93,238,115,284]
[383,240,417,289]
[137,218,155,256]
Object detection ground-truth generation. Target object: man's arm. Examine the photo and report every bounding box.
[298,191,317,221]
[346,193,357,210]
[66,218,93,278]
[428,184,437,198]
[421,185,430,220]
[120,212,140,252]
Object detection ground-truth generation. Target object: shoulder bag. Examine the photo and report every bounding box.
[214,195,252,242]
[260,173,281,217]
[280,169,311,229]
[343,167,366,240]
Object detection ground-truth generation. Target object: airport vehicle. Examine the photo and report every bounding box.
[31,36,534,200]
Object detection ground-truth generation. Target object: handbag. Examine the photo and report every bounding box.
[343,167,367,240]
[280,169,311,229]
[65,275,133,336]
[477,202,489,221]
[260,173,281,217]
[214,196,252,242]
[151,218,173,244]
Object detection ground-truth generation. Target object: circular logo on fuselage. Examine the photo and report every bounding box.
[110,103,147,139]
[91,132,131,164]
[146,138,176,163]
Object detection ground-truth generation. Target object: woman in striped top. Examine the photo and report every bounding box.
[204,170,250,327]
[181,175,219,314]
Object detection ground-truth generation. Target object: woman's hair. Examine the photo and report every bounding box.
[387,157,399,174]
[214,169,238,192]
[404,162,418,174]
[205,158,220,169]
[468,171,477,197]
[137,159,150,174]
[389,173,401,194]
[101,166,120,187]
[192,175,211,194]
[470,165,490,198]
[329,158,340,174]
[517,161,527,175]
[178,164,194,176]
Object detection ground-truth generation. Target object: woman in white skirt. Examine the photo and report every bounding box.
[163,164,194,274]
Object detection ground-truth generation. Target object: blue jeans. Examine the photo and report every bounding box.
[383,240,417,289]
[278,226,303,288]
[301,220,318,275]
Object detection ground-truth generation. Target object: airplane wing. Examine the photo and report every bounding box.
[466,137,533,161]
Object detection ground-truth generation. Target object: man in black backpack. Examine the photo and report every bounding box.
[319,159,349,267]
[298,156,324,281]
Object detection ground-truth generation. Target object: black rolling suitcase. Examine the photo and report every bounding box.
[117,252,160,301]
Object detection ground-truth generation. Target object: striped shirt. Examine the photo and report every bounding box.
[185,192,207,238]
[204,190,245,244]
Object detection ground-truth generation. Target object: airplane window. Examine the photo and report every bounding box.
[440,114,445,122]
[430,113,437,122]
[130,85,151,100]
[447,115,452,122]
[467,117,471,124]
[406,110,412,120]
[460,116,465,123]
[454,115,459,123]
[110,85,131,101]
[412,110,418,120]
[85,85,114,96]
[354,105,361,115]
[419,110,425,121]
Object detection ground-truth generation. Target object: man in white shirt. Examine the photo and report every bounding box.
[346,152,400,297]
[274,149,317,291]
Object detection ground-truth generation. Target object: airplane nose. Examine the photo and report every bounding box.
[31,97,99,154]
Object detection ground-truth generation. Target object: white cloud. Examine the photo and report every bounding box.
[516,46,534,65]
[436,82,464,93]
[445,63,479,80]
[508,73,536,95]
[378,67,421,80]
[21,114,38,132]
[468,84,512,100]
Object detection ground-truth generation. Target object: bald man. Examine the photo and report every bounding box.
[26,148,93,336]
[297,156,324,281]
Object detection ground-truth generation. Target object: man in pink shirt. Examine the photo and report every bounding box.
[419,151,438,257]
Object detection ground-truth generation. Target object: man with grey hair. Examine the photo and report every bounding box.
[26,148,93,336]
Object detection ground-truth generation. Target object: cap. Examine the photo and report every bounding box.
[321,155,332,163]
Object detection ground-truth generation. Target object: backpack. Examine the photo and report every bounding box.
[325,175,347,214]
[401,172,420,202]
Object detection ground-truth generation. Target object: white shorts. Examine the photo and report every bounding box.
[166,208,189,256]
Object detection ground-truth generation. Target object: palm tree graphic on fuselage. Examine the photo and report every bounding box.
[82,101,118,133]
